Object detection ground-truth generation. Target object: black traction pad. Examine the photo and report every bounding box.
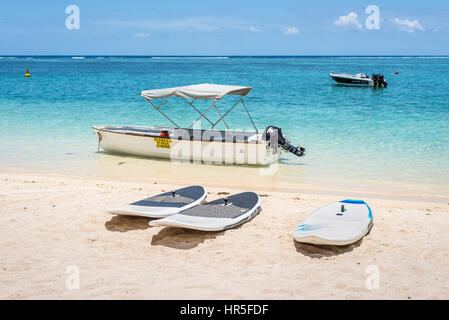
[179,192,259,219]
[131,186,205,208]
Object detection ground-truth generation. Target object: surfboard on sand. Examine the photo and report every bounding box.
[293,199,373,246]
[106,186,206,218]
[149,192,261,231]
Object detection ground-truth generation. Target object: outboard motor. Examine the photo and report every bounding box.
[263,126,305,157]
[371,73,379,87]
[378,74,387,87]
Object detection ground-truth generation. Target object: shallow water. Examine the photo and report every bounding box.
[0,56,448,192]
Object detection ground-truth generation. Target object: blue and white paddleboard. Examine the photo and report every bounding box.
[293,199,373,246]
[106,186,206,218]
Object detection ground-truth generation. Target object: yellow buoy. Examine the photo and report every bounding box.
[25,68,30,77]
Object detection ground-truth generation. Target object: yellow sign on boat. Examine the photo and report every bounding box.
[153,137,171,148]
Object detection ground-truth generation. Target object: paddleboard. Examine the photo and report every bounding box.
[149,192,261,231]
[106,186,206,218]
[293,199,373,246]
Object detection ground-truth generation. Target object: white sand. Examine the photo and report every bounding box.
[0,173,448,299]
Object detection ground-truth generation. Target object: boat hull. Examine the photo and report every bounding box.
[93,126,279,166]
[330,73,373,87]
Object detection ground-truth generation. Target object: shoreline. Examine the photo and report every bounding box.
[2,161,448,204]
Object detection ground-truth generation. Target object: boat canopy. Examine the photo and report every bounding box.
[139,83,258,133]
[141,83,252,101]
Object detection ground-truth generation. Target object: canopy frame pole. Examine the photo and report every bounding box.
[211,97,242,129]
[212,104,230,130]
[147,98,180,128]
[154,97,169,110]
[188,98,221,129]
[181,97,214,127]
[241,99,258,133]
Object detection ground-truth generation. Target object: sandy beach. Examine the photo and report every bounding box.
[1,172,448,299]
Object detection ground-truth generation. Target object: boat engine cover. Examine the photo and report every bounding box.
[263,126,305,157]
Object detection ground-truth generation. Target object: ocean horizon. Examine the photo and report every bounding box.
[2,55,449,57]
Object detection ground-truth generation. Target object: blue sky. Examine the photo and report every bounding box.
[0,0,448,55]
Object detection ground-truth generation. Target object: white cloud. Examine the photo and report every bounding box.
[94,17,250,33]
[282,26,299,35]
[133,32,150,38]
[249,26,262,33]
[392,18,424,33]
[334,12,362,30]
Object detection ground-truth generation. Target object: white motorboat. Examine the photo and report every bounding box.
[329,72,387,87]
[329,72,373,86]
[92,83,305,165]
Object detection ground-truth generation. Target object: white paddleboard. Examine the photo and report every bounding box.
[293,199,373,246]
[106,186,206,218]
[149,192,261,231]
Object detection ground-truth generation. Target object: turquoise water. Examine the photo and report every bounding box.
[0,56,448,186]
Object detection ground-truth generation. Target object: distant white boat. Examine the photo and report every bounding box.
[92,83,305,165]
[329,72,387,87]
[329,72,374,86]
